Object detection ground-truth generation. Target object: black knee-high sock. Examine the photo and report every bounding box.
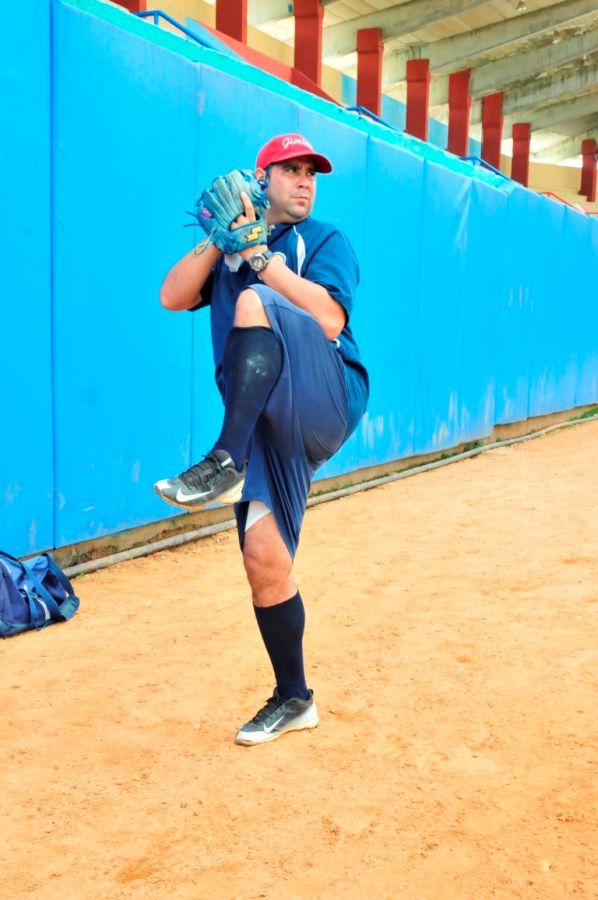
[214,326,282,470]
[253,592,310,701]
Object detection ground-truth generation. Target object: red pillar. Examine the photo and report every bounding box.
[294,0,323,86]
[511,123,531,187]
[481,92,503,170]
[447,69,471,156]
[216,0,247,44]
[356,28,383,116]
[580,138,597,202]
[115,0,146,11]
[405,59,430,142]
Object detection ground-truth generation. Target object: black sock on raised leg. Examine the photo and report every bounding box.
[214,326,282,470]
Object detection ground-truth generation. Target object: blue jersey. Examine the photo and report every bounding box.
[201,217,368,397]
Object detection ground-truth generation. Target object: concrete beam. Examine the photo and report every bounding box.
[322,0,490,59]
[429,28,598,105]
[468,63,598,125]
[248,1,293,26]
[462,92,598,135]
[249,0,337,26]
[381,0,597,86]
[532,119,598,160]
[527,91,598,130]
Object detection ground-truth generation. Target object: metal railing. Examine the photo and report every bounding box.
[460,155,511,181]
[345,106,398,131]
[538,190,591,214]
[135,9,213,48]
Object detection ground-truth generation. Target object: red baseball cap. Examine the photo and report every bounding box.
[256,133,333,173]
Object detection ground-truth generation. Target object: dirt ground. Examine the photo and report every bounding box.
[3,419,597,899]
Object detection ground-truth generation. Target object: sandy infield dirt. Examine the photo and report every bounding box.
[3,419,597,899]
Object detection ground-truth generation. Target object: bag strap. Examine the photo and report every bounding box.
[40,553,76,597]
[0,550,27,566]
[34,554,79,621]
[22,557,76,622]
[22,566,66,621]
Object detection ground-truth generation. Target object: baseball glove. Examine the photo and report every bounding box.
[191,169,269,255]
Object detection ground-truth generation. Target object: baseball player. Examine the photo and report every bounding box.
[154,134,369,744]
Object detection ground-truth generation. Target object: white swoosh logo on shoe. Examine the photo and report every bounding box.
[263,715,285,734]
[175,488,202,503]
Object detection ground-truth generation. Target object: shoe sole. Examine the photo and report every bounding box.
[153,479,245,511]
[235,706,319,746]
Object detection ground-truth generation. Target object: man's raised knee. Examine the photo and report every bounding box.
[234,289,271,328]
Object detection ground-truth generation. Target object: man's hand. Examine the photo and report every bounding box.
[233,191,268,261]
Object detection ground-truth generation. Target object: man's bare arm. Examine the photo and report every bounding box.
[160,240,221,311]
[257,256,346,340]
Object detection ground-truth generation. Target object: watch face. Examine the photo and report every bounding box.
[250,255,266,272]
[249,251,271,272]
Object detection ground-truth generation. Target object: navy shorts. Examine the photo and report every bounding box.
[234,285,366,558]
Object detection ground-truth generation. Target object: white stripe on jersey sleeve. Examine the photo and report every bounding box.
[293,226,306,276]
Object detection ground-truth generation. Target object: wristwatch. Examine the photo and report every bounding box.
[247,250,274,273]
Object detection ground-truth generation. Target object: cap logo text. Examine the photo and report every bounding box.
[282,136,311,150]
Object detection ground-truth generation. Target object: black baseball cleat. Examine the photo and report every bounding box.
[235,689,319,746]
[154,449,245,511]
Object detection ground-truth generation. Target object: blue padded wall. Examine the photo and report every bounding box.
[0,0,54,553]
[576,212,598,405]
[527,195,569,417]
[571,210,598,406]
[2,0,598,556]
[415,162,472,454]
[495,186,535,424]
[560,208,588,409]
[348,139,426,470]
[458,179,508,442]
[51,0,202,544]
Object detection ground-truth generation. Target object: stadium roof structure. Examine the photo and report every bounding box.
[241,0,598,165]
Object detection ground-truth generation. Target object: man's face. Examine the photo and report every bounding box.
[257,156,318,225]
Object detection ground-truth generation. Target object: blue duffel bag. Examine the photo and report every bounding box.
[0,551,80,638]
